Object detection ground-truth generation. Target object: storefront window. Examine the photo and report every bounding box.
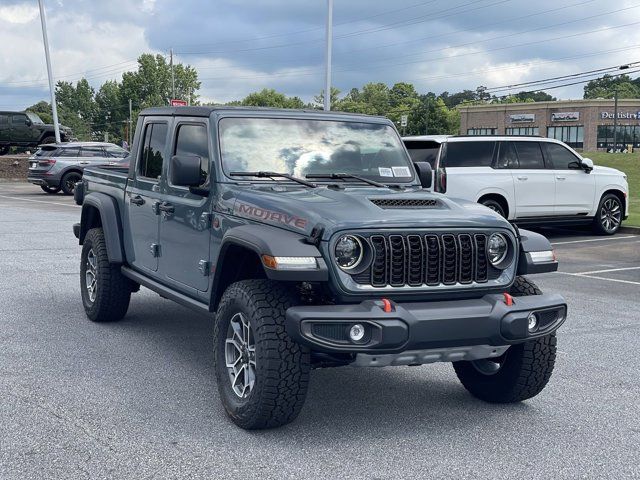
[597,125,640,149]
[546,126,584,149]
[467,128,496,135]
[506,127,539,136]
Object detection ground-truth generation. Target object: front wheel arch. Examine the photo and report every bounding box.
[478,194,509,218]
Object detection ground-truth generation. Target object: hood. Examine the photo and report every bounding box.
[224,184,512,239]
[592,165,625,177]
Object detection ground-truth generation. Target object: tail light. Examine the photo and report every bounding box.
[40,159,56,166]
[436,167,447,193]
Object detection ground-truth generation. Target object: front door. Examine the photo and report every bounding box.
[158,121,212,292]
[125,121,169,273]
[544,142,596,215]
[508,141,556,218]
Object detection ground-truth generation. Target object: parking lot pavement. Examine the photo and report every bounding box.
[1,182,639,479]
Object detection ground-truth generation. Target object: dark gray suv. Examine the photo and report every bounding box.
[28,142,128,194]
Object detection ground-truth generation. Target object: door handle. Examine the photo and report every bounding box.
[556,176,566,181]
[158,202,175,214]
[79,161,90,165]
[516,175,528,181]
[130,195,144,206]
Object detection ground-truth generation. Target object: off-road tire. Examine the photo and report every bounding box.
[0,146,9,156]
[480,198,506,218]
[40,185,61,194]
[592,193,623,235]
[41,136,56,144]
[213,279,310,429]
[80,228,132,322]
[453,276,557,403]
[61,171,82,195]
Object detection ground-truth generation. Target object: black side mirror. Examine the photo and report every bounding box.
[413,161,432,189]
[170,154,208,195]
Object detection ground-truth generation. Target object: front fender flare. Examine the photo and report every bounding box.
[216,224,328,283]
[79,192,125,264]
[516,228,558,275]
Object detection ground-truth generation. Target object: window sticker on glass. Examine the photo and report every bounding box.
[392,166,411,177]
[378,167,394,177]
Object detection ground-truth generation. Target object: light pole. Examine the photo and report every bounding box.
[37,0,61,143]
[323,0,334,111]
[612,64,630,152]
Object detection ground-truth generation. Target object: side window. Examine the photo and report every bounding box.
[173,124,209,184]
[403,140,440,168]
[496,142,518,169]
[0,114,8,126]
[513,142,544,169]
[138,123,168,180]
[11,114,28,126]
[80,147,106,158]
[57,147,80,157]
[105,146,128,158]
[545,143,581,169]
[443,141,495,167]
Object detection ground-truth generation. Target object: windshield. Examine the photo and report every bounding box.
[219,117,415,183]
[26,112,44,124]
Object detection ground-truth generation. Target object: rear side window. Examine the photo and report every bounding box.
[139,123,168,180]
[403,140,441,168]
[496,142,518,169]
[545,143,581,169]
[80,147,106,158]
[444,141,495,167]
[513,142,545,169]
[57,147,81,157]
[11,114,29,126]
[174,124,209,183]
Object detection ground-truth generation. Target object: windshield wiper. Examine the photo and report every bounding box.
[305,173,386,188]
[230,171,317,188]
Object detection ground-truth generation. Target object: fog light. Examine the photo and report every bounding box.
[528,313,539,332]
[349,324,366,342]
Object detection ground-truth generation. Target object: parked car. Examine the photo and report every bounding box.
[403,135,629,235]
[0,111,73,155]
[28,141,129,195]
[73,106,566,430]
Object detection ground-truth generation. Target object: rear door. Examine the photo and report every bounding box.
[543,142,596,215]
[0,114,9,142]
[158,121,212,292]
[125,120,169,273]
[10,113,33,143]
[509,141,556,218]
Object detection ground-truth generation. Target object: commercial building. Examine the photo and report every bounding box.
[458,99,640,151]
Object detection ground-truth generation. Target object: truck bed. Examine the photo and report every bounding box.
[82,166,129,212]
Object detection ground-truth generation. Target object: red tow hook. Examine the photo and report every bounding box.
[503,292,514,306]
[381,298,393,313]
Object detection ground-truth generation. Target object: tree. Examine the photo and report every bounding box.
[583,74,640,99]
[26,101,53,124]
[313,87,340,108]
[55,79,96,140]
[239,88,304,108]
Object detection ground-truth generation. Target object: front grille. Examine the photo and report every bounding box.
[370,198,440,209]
[355,233,493,288]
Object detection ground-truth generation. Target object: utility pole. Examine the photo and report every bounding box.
[128,98,133,146]
[37,0,61,143]
[612,88,618,153]
[170,48,175,101]
[323,0,333,111]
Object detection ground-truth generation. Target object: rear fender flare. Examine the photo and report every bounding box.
[79,192,125,264]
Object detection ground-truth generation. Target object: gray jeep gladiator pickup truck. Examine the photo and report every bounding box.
[73,106,566,430]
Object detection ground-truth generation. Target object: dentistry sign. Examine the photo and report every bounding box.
[600,111,640,120]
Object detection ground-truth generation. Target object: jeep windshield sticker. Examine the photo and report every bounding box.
[378,167,393,177]
[391,166,411,177]
[235,202,308,230]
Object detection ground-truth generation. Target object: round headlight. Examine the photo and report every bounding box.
[487,233,508,266]
[335,235,363,270]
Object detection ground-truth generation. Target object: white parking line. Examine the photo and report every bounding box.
[575,266,640,275]
[556,271,640,286]
[551,235,636,245]
[0,194,80,208]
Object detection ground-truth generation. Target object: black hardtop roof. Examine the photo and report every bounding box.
[139,105,388,122]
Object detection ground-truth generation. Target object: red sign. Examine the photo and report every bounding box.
[170,99,187,106]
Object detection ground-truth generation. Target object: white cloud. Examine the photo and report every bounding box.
[0,3,39,24]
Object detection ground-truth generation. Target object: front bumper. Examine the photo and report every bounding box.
[285,293,567,355]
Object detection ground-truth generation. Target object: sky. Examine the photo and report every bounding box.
[1,0,640,111]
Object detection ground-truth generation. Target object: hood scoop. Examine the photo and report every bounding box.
[369,198,441,209]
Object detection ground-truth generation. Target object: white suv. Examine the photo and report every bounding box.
[403,135,629,235]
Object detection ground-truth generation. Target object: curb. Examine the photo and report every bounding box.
[620,225,640,235]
